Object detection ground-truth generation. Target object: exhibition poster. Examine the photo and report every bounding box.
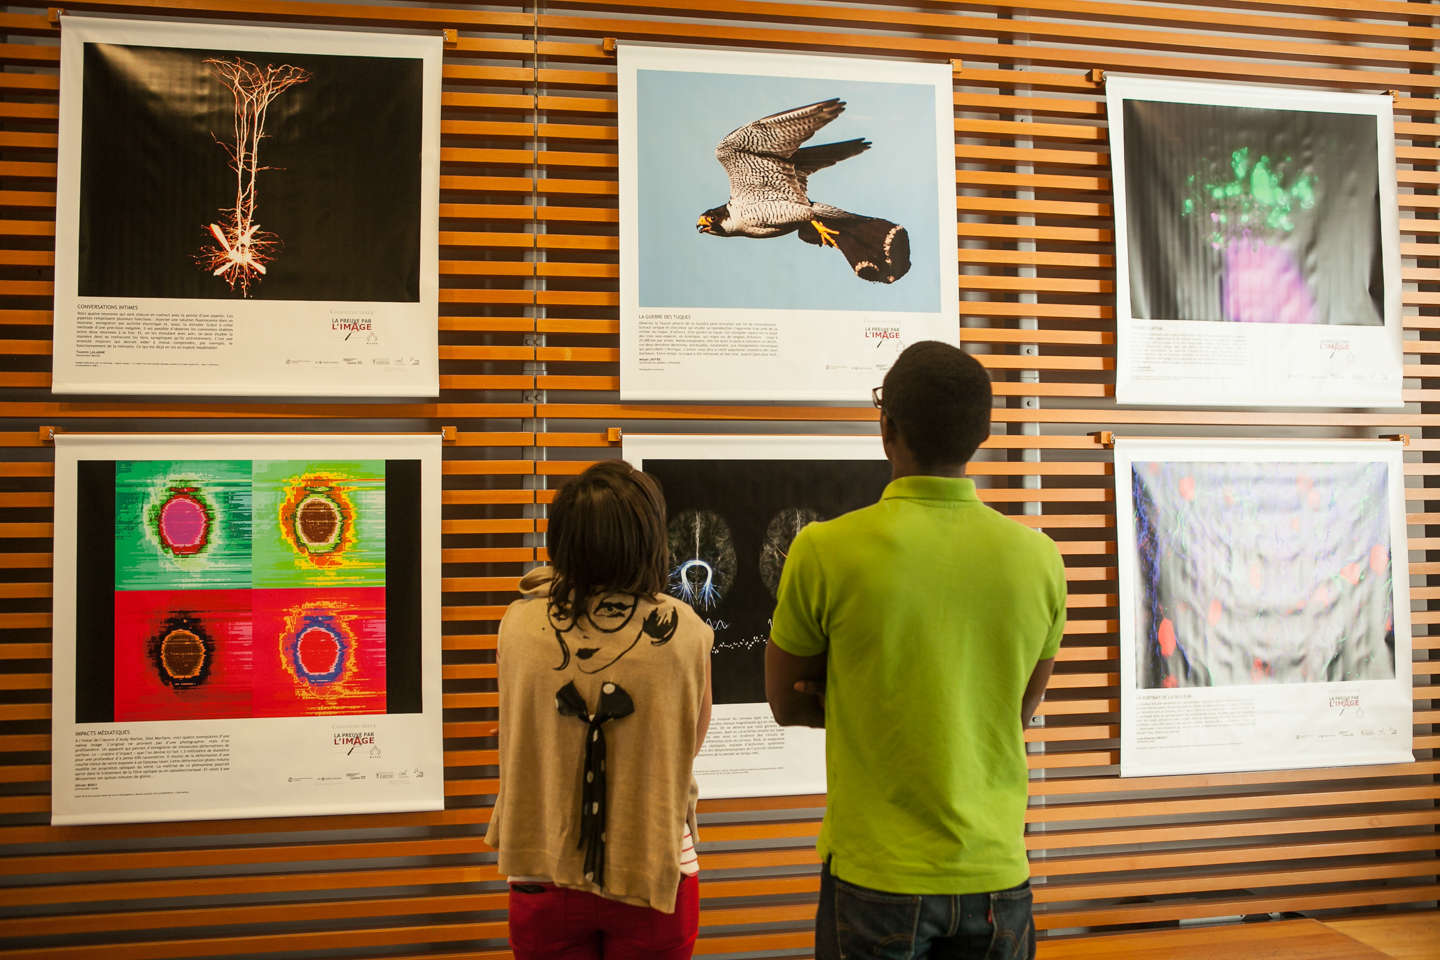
[618,45,960,401]
[624,434,890,798]
[1107,76,1402,408]
[1116,438,1413,777]
[51,434,444,825]
[52,17,442,397]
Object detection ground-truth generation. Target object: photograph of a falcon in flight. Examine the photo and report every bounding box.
[696,98,911,285]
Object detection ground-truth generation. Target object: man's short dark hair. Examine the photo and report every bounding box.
[881,340,992,468]
[548,459,669,622]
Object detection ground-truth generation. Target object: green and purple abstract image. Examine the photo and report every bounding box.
[114,460,253,590]
[1132,460,1395,689]
[81,459,416,724]
[1122,99,1383,327]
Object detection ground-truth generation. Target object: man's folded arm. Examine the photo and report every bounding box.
[766,640,826,728]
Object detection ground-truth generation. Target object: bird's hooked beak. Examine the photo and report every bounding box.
[696,214,714,234]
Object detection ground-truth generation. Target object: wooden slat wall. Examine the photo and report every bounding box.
[0,0,1436,956]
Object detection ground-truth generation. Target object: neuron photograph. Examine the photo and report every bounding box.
[195,57,311,296]
[1131,460,1396,689]
[1121,99,1384,326]
[645,458,890,704]
[76,42,423,301]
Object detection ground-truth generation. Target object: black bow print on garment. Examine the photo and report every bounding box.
[555,679,634,886]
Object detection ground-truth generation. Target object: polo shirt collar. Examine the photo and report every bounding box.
[881,475,978,503]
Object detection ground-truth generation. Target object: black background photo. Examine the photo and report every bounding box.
[1122,99,1384,326]
[645,458,891,704]
[383,460,423,713]
[78,43,423,301]
[73,459,426,721]
[74,461,116,723]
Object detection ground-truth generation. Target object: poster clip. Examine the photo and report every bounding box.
[39,425,59,444]
[1090,68,1106,86]
[1387,89,1401,101]
[602,37,618,55]
[441,425,459,443]
[47,8,63,27]
[1379,433,1410,446]
[950,59,963,73]
[1091,430,1115,448]
[442,28,459,46]
[606,427,623,443]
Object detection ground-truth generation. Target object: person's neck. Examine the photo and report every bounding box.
[889,458,967,482]
[879,412,969,481]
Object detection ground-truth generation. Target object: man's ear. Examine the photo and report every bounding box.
[879,411,900,458]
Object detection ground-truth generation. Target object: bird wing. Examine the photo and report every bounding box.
[791,138,870,195]
[715,99,846,204]
[717,99,845,159]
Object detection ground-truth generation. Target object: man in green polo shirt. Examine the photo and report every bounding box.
[766,340,1064,960]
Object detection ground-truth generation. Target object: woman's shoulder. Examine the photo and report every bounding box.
[502,566,557,615]
[498,571,555,642]
[518,565,554,598]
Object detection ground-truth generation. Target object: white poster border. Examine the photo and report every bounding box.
[51,433,444,825]
[1115,437,1414,778]
[618,44,960,402]
[53,16,441,398]
[1107,75,1403,409]
[623,433,887,799]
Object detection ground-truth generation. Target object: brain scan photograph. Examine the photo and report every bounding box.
[759,508,823,597]
[667,509,738,611]
[643,458,890,704]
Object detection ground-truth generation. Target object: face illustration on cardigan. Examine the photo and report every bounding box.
[547,593,680,674]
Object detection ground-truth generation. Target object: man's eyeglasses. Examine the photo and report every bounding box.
[871,386,883,409]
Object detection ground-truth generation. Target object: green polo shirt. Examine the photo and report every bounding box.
[770,475,1066,894]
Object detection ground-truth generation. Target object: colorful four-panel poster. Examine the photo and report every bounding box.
[51,434,443,825]
[1107,76,1403,408]
[618,45,960,401]
[624,434,890,798]
[1116,438,1414,777]
[52,17,441,397]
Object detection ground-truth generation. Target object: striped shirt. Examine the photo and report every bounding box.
[679,823,699,876]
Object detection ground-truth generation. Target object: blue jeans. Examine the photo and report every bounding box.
[815,861,1036,960]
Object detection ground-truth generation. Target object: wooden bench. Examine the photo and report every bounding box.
[1325,913,1440,960]
[1038,912,1439,960]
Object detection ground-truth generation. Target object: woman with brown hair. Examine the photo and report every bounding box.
[485,459,714,960]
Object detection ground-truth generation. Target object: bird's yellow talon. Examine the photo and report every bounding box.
[811,220,841,248]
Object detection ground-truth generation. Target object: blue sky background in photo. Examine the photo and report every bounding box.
[637,69,941,312]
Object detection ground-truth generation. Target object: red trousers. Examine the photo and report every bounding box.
[507,874,700,960]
